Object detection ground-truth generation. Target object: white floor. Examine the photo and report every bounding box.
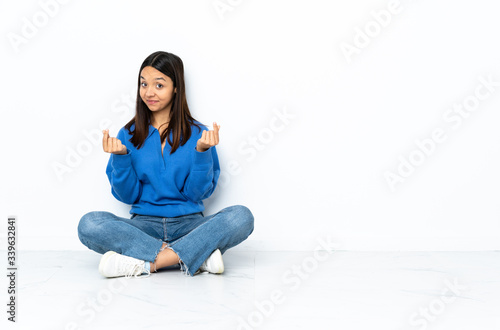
[1,250,500,330]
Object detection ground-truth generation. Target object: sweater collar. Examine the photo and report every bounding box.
[130,123,157,139]
[147,124,157,139]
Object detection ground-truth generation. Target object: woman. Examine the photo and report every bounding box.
[78,51,254,278]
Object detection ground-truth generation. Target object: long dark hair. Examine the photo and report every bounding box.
[125,51,200,153]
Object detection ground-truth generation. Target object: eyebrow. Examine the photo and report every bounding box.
[140,76,166,81]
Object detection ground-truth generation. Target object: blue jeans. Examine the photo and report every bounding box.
[77,205,254,276]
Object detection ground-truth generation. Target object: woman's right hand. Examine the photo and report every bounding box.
[102,130,127,155]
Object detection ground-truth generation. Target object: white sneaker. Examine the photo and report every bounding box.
[98,251,150,278]
[199,249,224,274]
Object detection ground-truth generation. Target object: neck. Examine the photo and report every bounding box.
[151,109,170,129]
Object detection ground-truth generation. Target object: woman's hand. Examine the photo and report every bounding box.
[102,130,127,155]
[196,122,220,152]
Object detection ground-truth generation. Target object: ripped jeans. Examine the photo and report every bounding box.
[77,205,254,276]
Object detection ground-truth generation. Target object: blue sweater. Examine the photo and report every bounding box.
[106,123,220,217]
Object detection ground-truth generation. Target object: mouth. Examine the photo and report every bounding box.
[146,100,159,105]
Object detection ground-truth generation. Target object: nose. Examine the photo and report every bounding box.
[145,85,155,97]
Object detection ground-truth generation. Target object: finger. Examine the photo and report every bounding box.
[102,130,109,151]
[201,130,207,143]
[213,122,219,145]
[208,130,214,146]
[113,138,120,152]
[108,136,114,153]
[116,139,124,154]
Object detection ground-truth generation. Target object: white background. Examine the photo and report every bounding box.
[1,0,499,251]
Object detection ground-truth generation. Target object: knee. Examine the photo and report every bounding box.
[229,205,254,235]
[77,211,109,241]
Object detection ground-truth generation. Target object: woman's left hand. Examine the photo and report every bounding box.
[196,122,220,152]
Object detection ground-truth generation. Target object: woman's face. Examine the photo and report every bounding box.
[139,66,176,114]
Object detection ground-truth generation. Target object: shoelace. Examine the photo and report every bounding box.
[118,258,150,278]
[126,264,151,278]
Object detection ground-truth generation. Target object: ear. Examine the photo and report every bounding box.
[174,88,177,93]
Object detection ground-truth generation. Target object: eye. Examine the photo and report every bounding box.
[140,82,147,87]
[156,84,163,89]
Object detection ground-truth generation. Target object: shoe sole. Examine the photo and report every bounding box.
[99,251,117,277]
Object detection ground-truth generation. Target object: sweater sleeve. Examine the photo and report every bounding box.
[183,145,220,202]
[105,130,142,204]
